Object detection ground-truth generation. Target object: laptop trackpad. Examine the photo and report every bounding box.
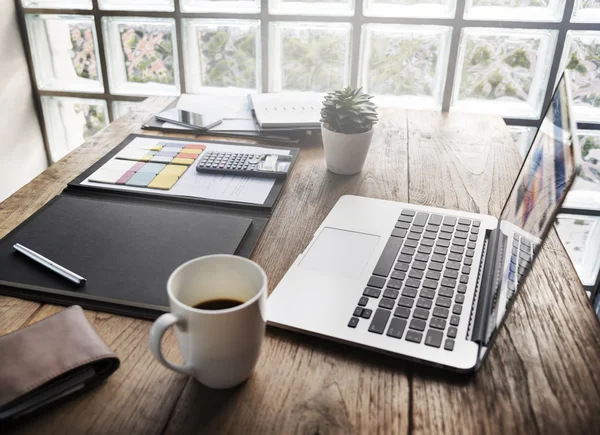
[299,228,380,280]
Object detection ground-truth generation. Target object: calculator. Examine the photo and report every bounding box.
[196,151,292,179]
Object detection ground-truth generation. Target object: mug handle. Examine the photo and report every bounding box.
[149,313,195,377]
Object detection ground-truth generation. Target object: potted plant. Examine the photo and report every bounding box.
[320,87,379,175]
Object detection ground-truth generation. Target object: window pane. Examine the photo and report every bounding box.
[183,19,260,94]
[22,0,92,9]
[41,97,108,162]
[180,0,260,13]
[464,0,565,21]
[25,15,103,93]
[99,0,174,11]
[507,125,536,158]
[451,28,558,119]
[269,0,354,16]
[359,24,451,109]
[102,17,180,96]
[270,22,351,92]
[571,0,600,22]
[364,0,457,19]
[559,31,600,123]
[112,101,143,120]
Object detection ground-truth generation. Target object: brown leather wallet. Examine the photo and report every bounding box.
[0,305,120,426]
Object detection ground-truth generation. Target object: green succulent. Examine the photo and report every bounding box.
[320,87,378,134]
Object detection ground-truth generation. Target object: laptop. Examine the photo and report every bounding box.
[267,72,583,372]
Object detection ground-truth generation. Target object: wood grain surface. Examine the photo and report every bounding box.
[1,98,599,435]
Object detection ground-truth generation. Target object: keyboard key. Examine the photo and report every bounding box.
[395,262,409,272]
[412,261,427,271]
[387,318,407,339]
[410,226,424,235]
[383,288,399,299]
[460,275,469,284]
[373,237,404,277]
[368,276,386,288]
[409,318,426,331]
[398,296,414,308]
[425,329,443,348]
[422,279,438,289]
[433,306,449,318]
[391,271,406,281]
[420,288,436,299]
[415,253,429,262]
[405,278,421,288]
[444,269,458,279]
[447,326,458,338]
[387,279,402,289]
[422,231,437,240]
[429,214,443,226]
[473,220,481,227]
[438,287,454,298]
[397,254,412,263]
[426,270,440,281]
[348,317,359,328]
[450,315,460,326]
[471,227,480,234]
[401,209,416,217]
[462,266,471,274]
[452,305,462,315]
[413,212,429,227]
[394,306,411,318]
[432,254,446,263]
[420,238,434,247]
[425,225,439,233]
[436,296,452,308]
[395,221,410,230]
[444,339,455,351]
[457,284,467,294]
[455,294,465,304]
[452,238,466,247]
[440,225,454,233]
[443,216,456,226]
[391,228,407,238]
[358,296,368,306]
[364,287,381,298]
[407,233,420,241]
[361,309,373,319]
[441,277,456,288]
[436,239,450,248]
[398,215,413,223]
[413,308,430,320]
[402,287,418,298]
[439,232,452,240]
[405,330,423,343]
[521,238,531,248]
[467,242,476,249]
[464,257,473,266]
[430,317,447,330]
[434,246,448,255]
[469,234,478,242]
[418,245,432,255]
[353,307,363,317]
[417,297,433,309]
[446,261,460,270]
[401,247,415,256]
[368,309,391,334]
[409,269,424,280]
[405,239,418,247]
[379,298,395,310]
[458,218,471,226]
[456,224,469,233]
[466,249,475,257]
[454,231,468,240]
[429,262,443,272]
[450,245,464,254]
[448,252,462,262]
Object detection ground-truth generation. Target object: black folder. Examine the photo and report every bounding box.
[0,134,299,319]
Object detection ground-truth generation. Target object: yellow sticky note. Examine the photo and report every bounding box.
[171,157,194,166]
[160,164,187,177]
[140,154,154,162]
[181,148,203,155]
[148,173,179,190]
[150,145,163,151]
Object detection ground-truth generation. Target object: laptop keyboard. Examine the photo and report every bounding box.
[348,209,481,351]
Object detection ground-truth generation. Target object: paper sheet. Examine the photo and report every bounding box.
[81,137,290,205]
[177,94,253,120]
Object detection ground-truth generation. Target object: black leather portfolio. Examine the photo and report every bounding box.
[0,134,299,319]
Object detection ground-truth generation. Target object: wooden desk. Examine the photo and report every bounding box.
[2,97,600,435]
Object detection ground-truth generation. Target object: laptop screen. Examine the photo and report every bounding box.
[479,72,581,350]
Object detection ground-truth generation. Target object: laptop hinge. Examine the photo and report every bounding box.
[471,228,502,344]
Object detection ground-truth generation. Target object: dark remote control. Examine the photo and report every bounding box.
[196,151,291,179]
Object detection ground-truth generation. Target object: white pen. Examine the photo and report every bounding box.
[13,243,86,286]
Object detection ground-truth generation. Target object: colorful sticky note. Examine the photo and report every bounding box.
[157,151,178,157]
[164,142,185,148]
[171,158,194,166]
[177,153,197,159]
[125,172,156,187]
[181,148,203,155]
[102,159,137,173]
[140,154,155,162]
[162,146,184,153]
[160,164,188,177]
[184,144,206,150]
[148,173,179,190]
[116,170,136,185]
[89,168,124,184]
[115,149,148,161]
[150,145,163,151]
[138,162,167,174]
[151,156,173,164]
[131,161,145,171]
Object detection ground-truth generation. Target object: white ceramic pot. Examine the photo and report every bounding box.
[321,123,374,175]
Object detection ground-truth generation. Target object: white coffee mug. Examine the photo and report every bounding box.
[149,254,267,389]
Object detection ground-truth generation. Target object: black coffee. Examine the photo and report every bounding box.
[193,298,244,310]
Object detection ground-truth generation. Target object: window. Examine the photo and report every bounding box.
[17,0,600,162]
